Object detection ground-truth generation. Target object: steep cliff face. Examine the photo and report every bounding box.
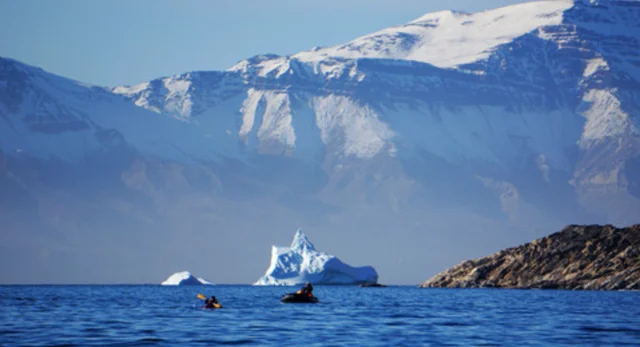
[421,224,640,290]
[111,0,640,224]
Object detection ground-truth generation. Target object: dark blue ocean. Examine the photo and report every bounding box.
[1,285,639,346]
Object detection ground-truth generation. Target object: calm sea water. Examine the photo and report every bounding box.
[1,285,639,346]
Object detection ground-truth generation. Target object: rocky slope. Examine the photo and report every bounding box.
[421,224,640,290]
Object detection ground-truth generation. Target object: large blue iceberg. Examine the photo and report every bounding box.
[254,229,379,285]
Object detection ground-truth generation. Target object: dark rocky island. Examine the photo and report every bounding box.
[421,224,640,290]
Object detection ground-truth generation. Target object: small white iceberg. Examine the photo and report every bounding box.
[254,229,379,286]
[161,271,212,286]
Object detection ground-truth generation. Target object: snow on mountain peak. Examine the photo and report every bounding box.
[293,0,573,68]
[102,0,639,167]
[113,73,194,118]
[408,10,467,25]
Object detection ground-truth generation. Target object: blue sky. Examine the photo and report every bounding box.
[1,0,530,86]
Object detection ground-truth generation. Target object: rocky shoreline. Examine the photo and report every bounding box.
[421,224,640,290]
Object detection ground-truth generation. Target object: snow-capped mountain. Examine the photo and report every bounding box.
[1,0,639,284]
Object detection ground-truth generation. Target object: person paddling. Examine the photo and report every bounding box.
[297,282,313,297]
[204,295,222,309]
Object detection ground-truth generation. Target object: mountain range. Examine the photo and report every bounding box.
[1,0,638,284]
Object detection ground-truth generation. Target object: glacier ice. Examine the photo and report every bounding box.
[254,229,379,286]
[161,271,212,286]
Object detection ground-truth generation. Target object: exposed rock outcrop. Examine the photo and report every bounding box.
[421,224,640,290]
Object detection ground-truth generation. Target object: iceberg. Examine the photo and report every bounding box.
[161,271,212,286]
[254,229,379,286]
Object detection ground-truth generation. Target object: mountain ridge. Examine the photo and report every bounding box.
[1,0,639,284]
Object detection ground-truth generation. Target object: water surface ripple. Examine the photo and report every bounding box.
[1,285,638,346]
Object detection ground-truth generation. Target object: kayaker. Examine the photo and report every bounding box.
[204,295,221,309]
[297,282,313,297]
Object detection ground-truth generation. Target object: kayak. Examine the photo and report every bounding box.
[203,303,222,309]
[359,283,386,287]
[281,293,319,303]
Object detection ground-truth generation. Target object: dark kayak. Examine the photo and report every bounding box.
[359,283,386,287]
[203,303,222,309]
[281,293,319,303]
